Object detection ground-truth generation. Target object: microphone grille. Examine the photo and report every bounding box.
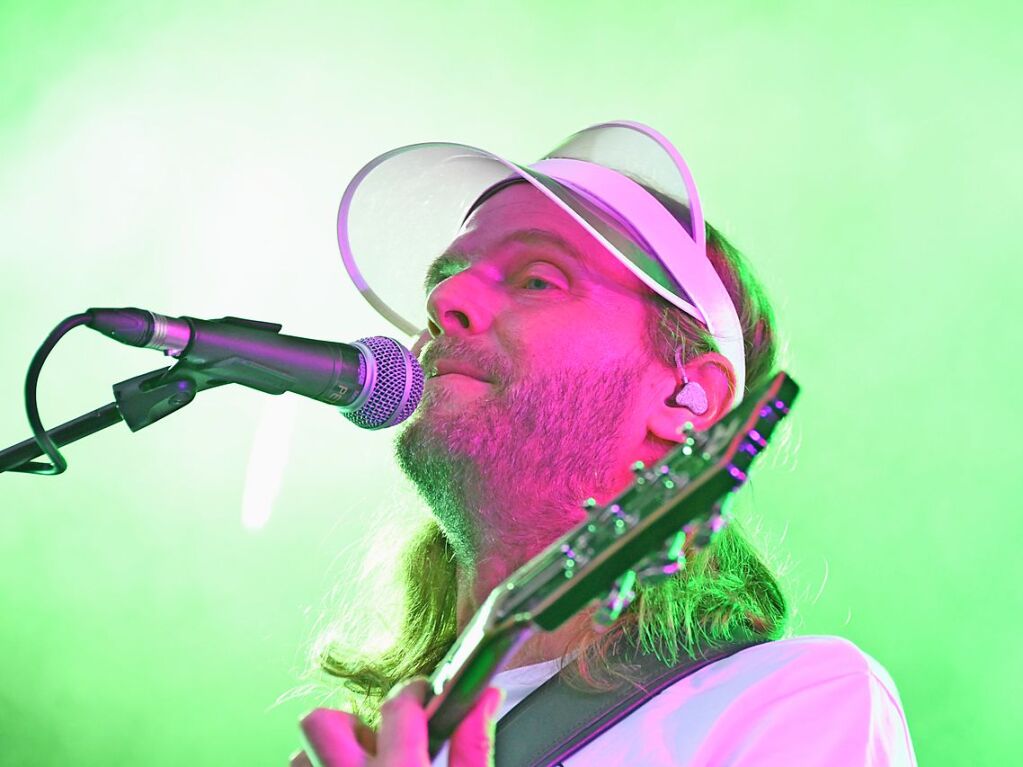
[340,336,423,430]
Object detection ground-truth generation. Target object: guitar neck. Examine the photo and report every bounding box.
[424,594,532,757]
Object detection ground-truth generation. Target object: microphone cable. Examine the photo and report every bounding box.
[15,313,93,475]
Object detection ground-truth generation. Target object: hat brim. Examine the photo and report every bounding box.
[336,121,745,404]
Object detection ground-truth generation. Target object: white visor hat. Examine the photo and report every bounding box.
[337,120,746,407]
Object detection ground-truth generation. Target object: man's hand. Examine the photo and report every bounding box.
[291,679,503,767]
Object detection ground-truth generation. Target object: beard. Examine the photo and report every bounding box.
[395,336,643,568]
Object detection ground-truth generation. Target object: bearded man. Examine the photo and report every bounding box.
[293,122,917,766]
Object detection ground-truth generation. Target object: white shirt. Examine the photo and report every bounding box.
[433,635,916,766]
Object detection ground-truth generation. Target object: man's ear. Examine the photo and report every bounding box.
[647,352,737,443]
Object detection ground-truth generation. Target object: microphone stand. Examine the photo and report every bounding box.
[0,365,226,474]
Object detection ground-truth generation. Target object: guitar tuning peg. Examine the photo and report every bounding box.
[630,460,651,484]
[632,528,688,585]
[592,569,637,631]
[665,528,687,566]
[748,429,768,449]
[682,497,737,555]
[713,495,736,527]
[602,503,634,536]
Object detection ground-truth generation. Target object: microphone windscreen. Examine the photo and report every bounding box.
[340,336,423,430]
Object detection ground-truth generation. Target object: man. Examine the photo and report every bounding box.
[294,122,916,765]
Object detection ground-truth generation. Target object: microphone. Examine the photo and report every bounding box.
[85,307,423,430]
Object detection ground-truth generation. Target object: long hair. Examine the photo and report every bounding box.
[318,200,789,723]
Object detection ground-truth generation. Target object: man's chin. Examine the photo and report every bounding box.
[396,399,478,458]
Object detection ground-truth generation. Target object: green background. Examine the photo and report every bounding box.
[1,2,1018,764]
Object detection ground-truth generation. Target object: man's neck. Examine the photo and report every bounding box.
[456,553,596,671]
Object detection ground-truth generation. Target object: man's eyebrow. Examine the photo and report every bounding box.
[423,228,583,293]
[423,253,470,294]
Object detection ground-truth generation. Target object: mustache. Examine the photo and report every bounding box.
[418,337,514,385]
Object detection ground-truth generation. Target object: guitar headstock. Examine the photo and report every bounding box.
[493,371,799,632]
[424,372,799,753]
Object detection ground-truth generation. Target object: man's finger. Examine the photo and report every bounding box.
[300,708,368,767]
[353,719,377,756]
[376,679,430,765]
[449,687,503,767]
[289,750,315,767]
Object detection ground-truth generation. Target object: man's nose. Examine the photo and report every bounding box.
[425,270,498,338]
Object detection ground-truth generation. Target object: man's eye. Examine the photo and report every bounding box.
[522,276,554,290]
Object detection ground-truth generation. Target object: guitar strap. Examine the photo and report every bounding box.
[494,635,767,767]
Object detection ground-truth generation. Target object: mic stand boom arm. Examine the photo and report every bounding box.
[4,313,365,474]
[0,364,225,474]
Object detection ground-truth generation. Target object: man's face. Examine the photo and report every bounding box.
[396,183,669,564]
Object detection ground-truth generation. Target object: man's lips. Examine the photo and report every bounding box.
[430,358,493,382]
